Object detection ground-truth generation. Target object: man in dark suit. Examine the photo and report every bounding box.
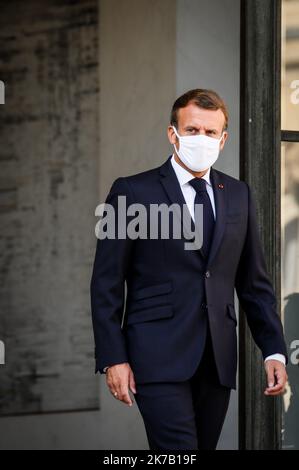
[90,89,288,450]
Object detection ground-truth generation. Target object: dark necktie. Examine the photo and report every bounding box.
[189,177,215,257]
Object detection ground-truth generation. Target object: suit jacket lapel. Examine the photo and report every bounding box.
[207,167,227,267]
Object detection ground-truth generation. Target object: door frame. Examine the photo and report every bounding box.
[239,0,283,450]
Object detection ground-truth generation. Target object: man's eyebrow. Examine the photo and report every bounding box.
[184,125,218,132]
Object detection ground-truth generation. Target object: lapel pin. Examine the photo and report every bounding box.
[218,183,224,189]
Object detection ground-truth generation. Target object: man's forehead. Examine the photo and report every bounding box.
[178,105,225,128]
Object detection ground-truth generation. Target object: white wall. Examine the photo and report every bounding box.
[176,0,240,178]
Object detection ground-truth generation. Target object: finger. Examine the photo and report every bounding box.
[265,383,284,395]
[107,378,117,397]
[122,392,133,406]
[107,378,120,400]
[264,387,284,396]
[275,369,287,385]
[274,371,288,391]
[266,381,283,391]
[266,365,275,388]
[265,372,285,392]
[111,390,119,398]
[275,372,283,383]
[120,384,133,406]
[129,371,137,394]
[108,382,118,398]
[115,381,123,399]
[275,376,285,388]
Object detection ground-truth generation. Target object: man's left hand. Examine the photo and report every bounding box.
[264,360,288,396]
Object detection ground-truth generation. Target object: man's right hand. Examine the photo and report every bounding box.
[106,362,137,406]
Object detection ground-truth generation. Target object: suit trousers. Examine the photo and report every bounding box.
[134,327,231,450]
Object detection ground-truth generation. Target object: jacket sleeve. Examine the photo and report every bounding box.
[235,182,288,363]
[90,177,134,374]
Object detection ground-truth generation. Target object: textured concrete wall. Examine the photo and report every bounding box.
[0,0,176,449]
[0,0,100,415]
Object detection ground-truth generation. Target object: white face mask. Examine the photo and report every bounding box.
[172,126,224,172]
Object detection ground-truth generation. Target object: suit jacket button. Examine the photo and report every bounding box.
[201,302,207,309]
[205,270,211,278]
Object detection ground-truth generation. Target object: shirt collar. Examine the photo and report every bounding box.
[170,154,212,188]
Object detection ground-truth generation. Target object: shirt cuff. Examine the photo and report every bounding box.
[103,366,110,373]
[264,353,286,366]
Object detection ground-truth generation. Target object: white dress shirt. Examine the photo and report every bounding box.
[171,154,216,221]
[102,157,286,373]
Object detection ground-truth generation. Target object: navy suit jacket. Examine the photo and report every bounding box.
[90,156,287,389]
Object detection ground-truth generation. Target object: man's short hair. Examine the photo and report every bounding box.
[170,88,228,131]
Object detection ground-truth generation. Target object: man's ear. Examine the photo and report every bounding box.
[167,126,177,145]
[220,131,228,151]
